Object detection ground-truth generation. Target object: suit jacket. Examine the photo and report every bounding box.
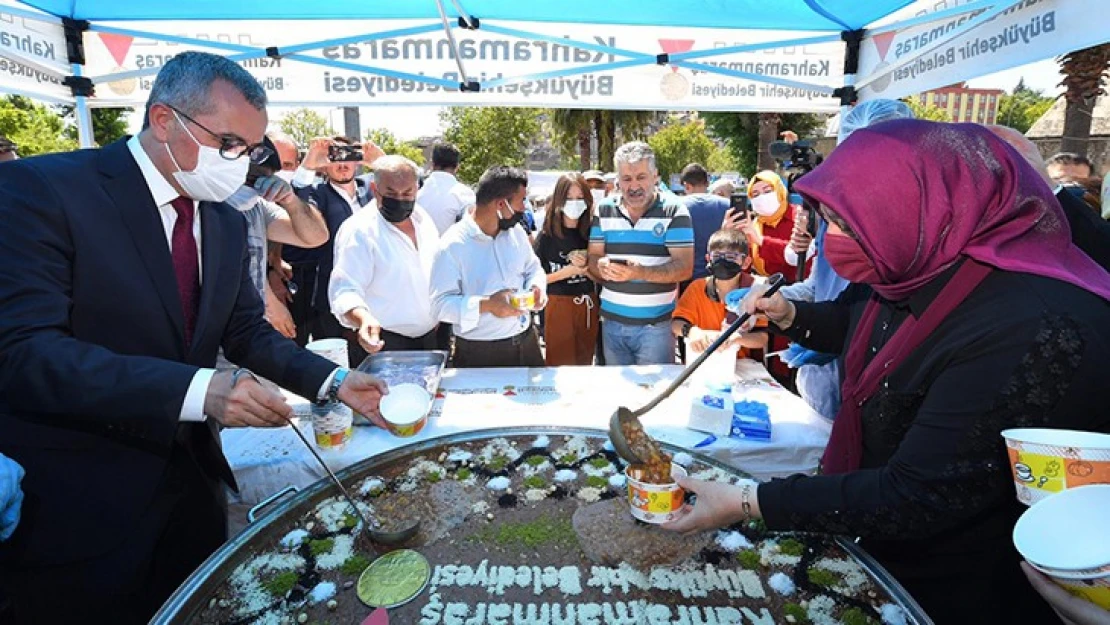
[282,175,372,313]
[0,139,335,568]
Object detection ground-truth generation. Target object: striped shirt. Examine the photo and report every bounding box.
[589,195,694,324]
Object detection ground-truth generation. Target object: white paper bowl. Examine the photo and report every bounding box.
[379,383,433,437]
[1000,428,1110,505]
[1013,484,1110,575]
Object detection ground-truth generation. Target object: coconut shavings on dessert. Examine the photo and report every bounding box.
[486,476,512,491]
[715,531,753,553]
[768,572,796,596]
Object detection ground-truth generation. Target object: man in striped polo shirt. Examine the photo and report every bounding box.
[588,142,694,365]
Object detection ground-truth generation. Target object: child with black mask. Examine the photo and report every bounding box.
[671,229,768,357]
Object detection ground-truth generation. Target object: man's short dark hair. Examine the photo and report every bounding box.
[681,163,710,187]
[476,165,528,205]
[708,228,749,256]
[432,141,460,170]
[1047,152,1093,170]
[333,136,355,146]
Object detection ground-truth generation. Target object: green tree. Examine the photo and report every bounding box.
[647,120,716,180]
[440,107,541,184]
[59,106,131,146]
[279,108,332,149]
[902,98,953,122]
[364,127,426,166]
[0,95,77,156]
[996,79,1055,133]
[545,109,657,172]
[701,112,824,176]
[707,145,740,173]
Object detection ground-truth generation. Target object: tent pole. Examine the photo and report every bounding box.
[61,18,95,148]
[835,29,864,143]
[72,65,95,148]
[434,0,477,91]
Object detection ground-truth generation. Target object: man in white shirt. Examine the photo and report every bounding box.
[418,141,476,235]
[430,165,547,368]
[330,156,442,362]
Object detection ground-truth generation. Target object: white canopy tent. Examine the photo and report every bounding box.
[0,0,1104,147]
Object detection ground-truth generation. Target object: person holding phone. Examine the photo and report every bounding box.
[722,170,809,280]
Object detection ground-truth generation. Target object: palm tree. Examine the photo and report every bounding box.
[1058,43,1110,156]
[548,109,594,171]
[756,112,782,171]
[546,109,657,172]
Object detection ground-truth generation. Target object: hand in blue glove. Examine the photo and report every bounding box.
[0,453,25,542]
[782,343,838,368]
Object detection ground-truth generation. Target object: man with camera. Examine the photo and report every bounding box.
[281,136,384,352]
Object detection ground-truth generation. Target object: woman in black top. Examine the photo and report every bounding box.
[666,120,1110,624]
[534,173,598,366]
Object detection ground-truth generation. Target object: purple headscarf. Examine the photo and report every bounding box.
[795,119,1110,303]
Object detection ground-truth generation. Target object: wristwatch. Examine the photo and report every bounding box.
[325,368,350,403]
[680,322,693,338]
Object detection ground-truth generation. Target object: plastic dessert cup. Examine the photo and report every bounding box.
[625,463,688,524]
[1001,428,1110,505]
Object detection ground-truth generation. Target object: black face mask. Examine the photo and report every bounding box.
[707,258,743,280]
[497,203,524,231]
[379,196,415,223]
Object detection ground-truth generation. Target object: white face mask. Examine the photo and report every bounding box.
[225,186,260,212]
[165,110,250,203]
[590,189,606,204]
[750,192,781,217]
[562,199,588,220]
[274,170,295,183]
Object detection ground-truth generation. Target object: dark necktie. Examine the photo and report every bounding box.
[170,196,200,347]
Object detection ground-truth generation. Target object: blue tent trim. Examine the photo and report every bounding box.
[17,0,914,31]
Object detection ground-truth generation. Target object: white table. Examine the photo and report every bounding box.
[222,360,832,509]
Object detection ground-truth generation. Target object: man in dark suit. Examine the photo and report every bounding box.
[283,136,381,353]
[0,51,389,624]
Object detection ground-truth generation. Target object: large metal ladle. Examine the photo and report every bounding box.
[283,414,421,545]
[609,273,786,464]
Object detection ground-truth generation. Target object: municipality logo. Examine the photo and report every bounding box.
[652,222,666,237]
[868,31,898,93]
[658,39,694,101]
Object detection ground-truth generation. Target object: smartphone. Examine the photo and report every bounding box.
[728,193,750,221]
[328,144,363,162]
[609,259,630,266]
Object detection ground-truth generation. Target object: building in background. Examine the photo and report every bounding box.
[916,82,1004,124]
[1027,95,1109,175]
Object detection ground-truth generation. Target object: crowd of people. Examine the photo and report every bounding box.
[1,49,1110,624]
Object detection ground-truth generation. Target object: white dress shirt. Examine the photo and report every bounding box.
[126,135,212,423]
[430,217,547,341]
[127,136,337,423]
[418,171,476,235]
[330,202,440,337]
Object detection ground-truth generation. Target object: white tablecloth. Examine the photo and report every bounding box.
[222,360,832,508]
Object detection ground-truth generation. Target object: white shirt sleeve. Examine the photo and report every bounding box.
[783,241,815,268]
[291,166,318,189]
[329,221,373,329]
[179,369,215,421]
[522,241,548,296]
[430,245,482,333]
[454,186,476,221]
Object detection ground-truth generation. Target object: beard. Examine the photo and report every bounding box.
[330,174,356,184]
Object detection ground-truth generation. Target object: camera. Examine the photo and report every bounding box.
[328,144,363,162]
[768,139,818,170]
[728,192,750,219]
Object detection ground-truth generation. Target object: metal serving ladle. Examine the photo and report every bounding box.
[609,273,786,464]
[283,414,421,545]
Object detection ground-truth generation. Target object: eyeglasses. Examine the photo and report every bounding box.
[168,105,273,165]
[709,251,746,263]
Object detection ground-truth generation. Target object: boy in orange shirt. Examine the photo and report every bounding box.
[672,229,768,356]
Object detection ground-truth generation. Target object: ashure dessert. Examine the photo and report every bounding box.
[619,416,674,485]
[185,433,918,625]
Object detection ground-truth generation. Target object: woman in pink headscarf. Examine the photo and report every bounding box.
[665,119,1110,625]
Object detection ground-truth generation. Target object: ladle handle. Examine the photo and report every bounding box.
[633,273,786,418]
[283,414,377,530]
